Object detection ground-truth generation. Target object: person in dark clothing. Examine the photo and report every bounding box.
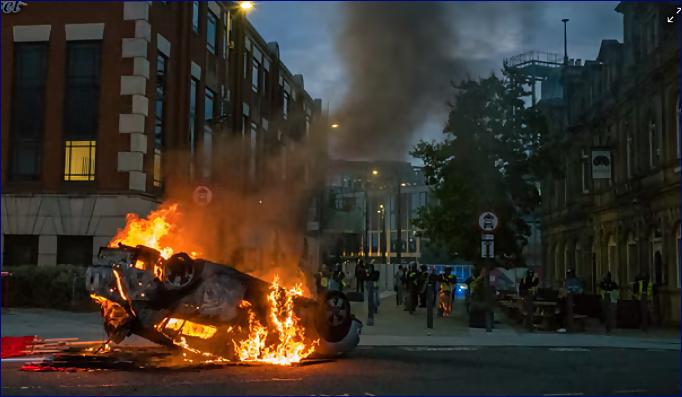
[355,259,366,293]
[633,272,654,332]
[406,262,420,314]
[599,272,619,333]
[418,264,429,308]
[519,269,539,331]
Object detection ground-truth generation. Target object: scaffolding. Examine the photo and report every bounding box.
[503,51,563,105]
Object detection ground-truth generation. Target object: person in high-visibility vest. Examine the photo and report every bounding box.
[598,272,619,333]
[438,267,456,317]
[632,272,654,332]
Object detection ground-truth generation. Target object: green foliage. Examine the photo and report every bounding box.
[412,70,557,264]
[2,265,97,311]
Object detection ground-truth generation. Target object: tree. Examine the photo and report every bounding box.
[412,70,558,264]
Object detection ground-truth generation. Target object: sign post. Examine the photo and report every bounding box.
[478,212,499,333]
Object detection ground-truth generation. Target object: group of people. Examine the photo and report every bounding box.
[315,263,347,293]
[393,263,458,317]
[518,267,657,333]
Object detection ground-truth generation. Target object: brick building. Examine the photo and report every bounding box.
[1,2,323,267]
[540,2,680,323]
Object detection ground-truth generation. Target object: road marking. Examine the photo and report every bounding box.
[543,393,584,396]
[270,378,303,382]
[401,346,479,352]
[1,357,48,363]
[548,348,590,352]
[364,393,376,396]
[612,389,647,394]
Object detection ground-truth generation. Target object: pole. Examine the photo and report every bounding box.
[562,18,569,65]
[426,280,434,329]
[364,188,369,258]
[367,280,374,326]
[396,181,402,265]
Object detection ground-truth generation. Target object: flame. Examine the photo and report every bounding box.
[234,275,318,365]
[159,318,217,340]
[109,204,180,259]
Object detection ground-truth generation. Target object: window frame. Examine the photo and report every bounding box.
[9,42,49,181]
[207,10,218,54]
[192,1,200,33]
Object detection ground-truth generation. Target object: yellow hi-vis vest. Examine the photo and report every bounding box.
[321,277,329,288]
[634,280,653,299]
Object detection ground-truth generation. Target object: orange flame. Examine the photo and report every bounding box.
[234,275,318,365]
[109,204,180,259]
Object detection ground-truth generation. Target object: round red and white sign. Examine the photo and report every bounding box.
[193,185,213,206]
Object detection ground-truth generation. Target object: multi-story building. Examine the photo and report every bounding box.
[1,2,323,267]
[539,2,680,323]
[322,160,444,266]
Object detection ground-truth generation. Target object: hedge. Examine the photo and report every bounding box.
[2,265,98,311]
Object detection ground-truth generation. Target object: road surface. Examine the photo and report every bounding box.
[2,346,679,396]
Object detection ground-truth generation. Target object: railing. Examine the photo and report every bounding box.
[504,51,563,69]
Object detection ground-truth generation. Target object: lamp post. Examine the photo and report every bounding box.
[562,18,569,65]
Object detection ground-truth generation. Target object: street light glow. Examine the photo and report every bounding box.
[330,123,340,129]
[239,1,254,11]
[372,169,379,176]
[400,182,407,187]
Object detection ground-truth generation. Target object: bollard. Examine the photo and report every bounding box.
[426,282,434,329]
[367,281,374,326]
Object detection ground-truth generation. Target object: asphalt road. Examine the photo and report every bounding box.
[2,346,679,396]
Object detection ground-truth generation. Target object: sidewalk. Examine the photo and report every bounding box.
[351,292,681,351]
[2,296,679,351]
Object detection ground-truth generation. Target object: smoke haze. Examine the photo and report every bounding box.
[332,2,546,161]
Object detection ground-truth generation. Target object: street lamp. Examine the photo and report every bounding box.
[239,1,254,12]
[330,123,340,129]
[371,169,379,176]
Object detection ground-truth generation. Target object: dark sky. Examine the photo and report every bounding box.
[249,1,623,158]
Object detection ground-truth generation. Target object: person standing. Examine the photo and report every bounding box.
[355,259,366,294]
[438,267,456,317]
[406,262,419,314]
[394,265,405,306]
[599,272,619,333]
[419,265,429,307]
[519,269,539,332]
[633,272,654,332]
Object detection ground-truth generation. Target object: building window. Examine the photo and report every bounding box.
[189,77,199,155]
[283,92,291,120]
[64,140,96,181]
[675,224,682,288]
[250,122,258,181]
[57,235,93,266]
[192,1,200,33]
[675,96,680,159]
[626,135,633,178]
[243,50,249,79]
[222,12,229,59]
[207,10,218,54]
[205,88,215,123]
[252,58,260,93]
[154,54,167,188]
[63,41,101,182]
[3,235,38,266]
[648,118,660,168]
[10,43,48,181]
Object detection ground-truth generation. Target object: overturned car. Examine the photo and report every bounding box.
[85,244,361,363]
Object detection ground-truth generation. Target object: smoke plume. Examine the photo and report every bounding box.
[332,2,546,161]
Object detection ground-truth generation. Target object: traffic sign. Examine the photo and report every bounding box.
[482,233,495,241]
[481,240,494,259]
[193,185,213,206]
[478,212,499,232]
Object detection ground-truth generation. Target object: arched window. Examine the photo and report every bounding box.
[675,95,680,159]
[626,232,637,283]
[675,223,682,288]
[649,118,660,169]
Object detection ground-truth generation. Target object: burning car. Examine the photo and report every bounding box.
[85,244,361,365]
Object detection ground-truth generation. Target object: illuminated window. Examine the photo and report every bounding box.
[64,140,96,181]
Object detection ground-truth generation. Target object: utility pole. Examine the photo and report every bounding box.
[562,18,569,65]
[396,180,402,266]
